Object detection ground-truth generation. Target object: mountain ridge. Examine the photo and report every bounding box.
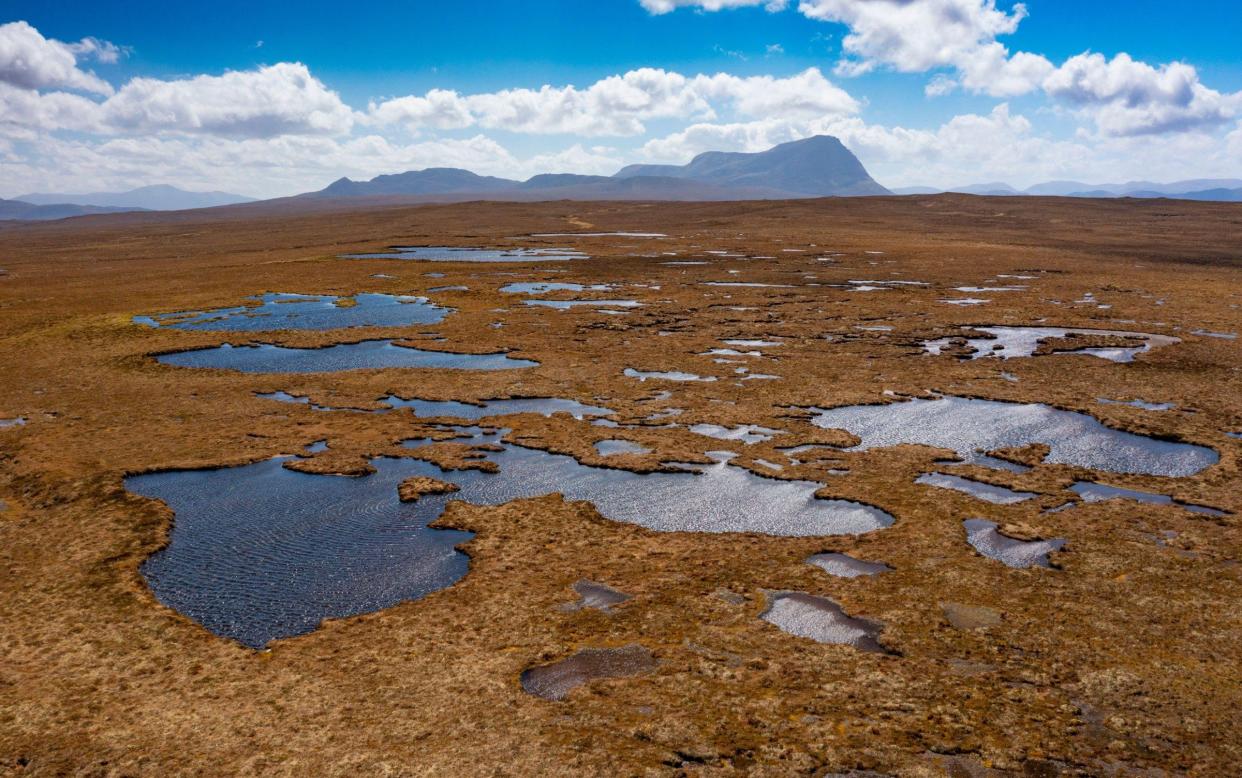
[16,184,255,211]
[302,136,891,201]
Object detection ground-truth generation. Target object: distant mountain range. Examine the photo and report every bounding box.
[305,136,891,201]
[6,139,1239,223]
[0,198,144,221]
[14,184,255,211]
[891,179,1242,201]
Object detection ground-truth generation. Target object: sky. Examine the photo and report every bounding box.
[3,0,1241,198]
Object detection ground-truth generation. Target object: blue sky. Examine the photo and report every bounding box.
[3,1,1241,197]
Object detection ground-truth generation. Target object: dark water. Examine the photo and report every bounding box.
[157,339,539,373]
[134,292,450,331]
[127,456,474,649]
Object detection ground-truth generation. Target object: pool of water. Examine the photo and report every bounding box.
[923,326,1179,363]
[689,423,782,445]
[1070,481,1226,516]
[916,472,1036,504]
[398,432,894,537]
[807,552,892,578]
[343,246,587,262]
[624,368,716,382]
[808,396,1216,477]
[1192,329,1237,340]
[0,417,25,429]
[1097,398,1174,411]
[129,425,895,646]
[594,440,650,456]
[500,282,612,294]
[760,592,888,652]
[135,292,449,331]
[702,282,795,288]
[384,396,611,420]
[126,456,475,649]
[157,340,538,373]
[963,519,1065,569]
[528,232,666,238]
[523,299,641,310]
[723,339,783,348]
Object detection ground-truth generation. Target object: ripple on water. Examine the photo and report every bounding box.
[923,326,1179,363]
[760,592,889,652]
[126,456,474,649]
[594,439,650,456]
[808,396,1216,477]
[916,472,1036,504]
[131,426,895,646]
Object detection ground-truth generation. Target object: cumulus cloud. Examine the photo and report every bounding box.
[0,132,623,198]
[635,103,1242,189]
[99,63,356,138]
[1043,53,1240,136]
[368,67,857,136]
[0,82,102,134]
[796,0,1052,96]
[640,0,787,13]
[0,20,115,94]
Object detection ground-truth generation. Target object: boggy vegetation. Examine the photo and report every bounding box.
[1,195,1241,775]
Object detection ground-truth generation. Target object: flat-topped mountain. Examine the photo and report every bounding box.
[303,135,890,201]
[613,135,889,197]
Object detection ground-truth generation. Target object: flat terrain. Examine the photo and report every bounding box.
[1,195,1241,776]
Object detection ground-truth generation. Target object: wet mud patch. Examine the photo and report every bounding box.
[559,579,631,612]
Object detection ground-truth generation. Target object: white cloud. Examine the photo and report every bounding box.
[0,131,626,198]
[1043,53,1240,136]
[635,103,1242,189]
[98,63,356,138]
[368,67,857,136]
[640,0,787,13]
[67,36,127,65]
[0,82,102,134]
[797,0,1051,96]
[0,20,114,95]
